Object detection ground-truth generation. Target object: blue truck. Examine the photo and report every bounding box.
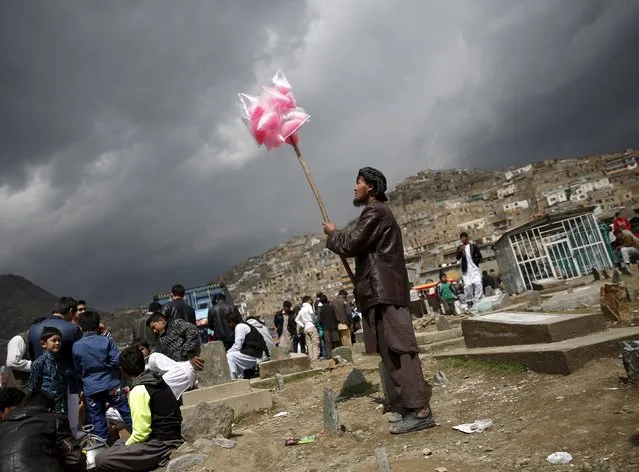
[153,283,234,343]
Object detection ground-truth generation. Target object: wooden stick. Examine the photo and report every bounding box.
[290,140,356,287]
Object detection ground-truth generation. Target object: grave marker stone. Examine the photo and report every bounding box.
[436,315,451,331]
[592,267,601,281]
[271,346,290,360]
[331,346,353,363]
[620,340,639,381]
[323,386,343,436]
[600,284,631,322]
[374,447,391,472]
[198,341,231,387]
[612,268,622,283]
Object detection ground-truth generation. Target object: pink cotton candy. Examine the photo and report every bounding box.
[250,104,264,121]
[264,130,285,150]
[238,68,309,151]
[257,111,280,131]
[272,68,292,94]
[260,87,289,112]
[280,118,305,139]
[285,92,296,109]
[251,121,266,145]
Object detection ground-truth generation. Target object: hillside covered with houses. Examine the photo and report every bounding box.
[216,150,638,316]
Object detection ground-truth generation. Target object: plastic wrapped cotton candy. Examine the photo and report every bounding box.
[236,68,357,289]
[238,69,309,151]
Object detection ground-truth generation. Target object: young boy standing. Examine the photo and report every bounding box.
[436,273,459,316]
[28,327,67,414]
[95,347,183,472]
[72,311,132,440]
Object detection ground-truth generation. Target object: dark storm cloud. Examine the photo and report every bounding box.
[1,0,638,309]
[420,0,639,169]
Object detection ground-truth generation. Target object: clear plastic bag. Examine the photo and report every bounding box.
[239,69,309,150]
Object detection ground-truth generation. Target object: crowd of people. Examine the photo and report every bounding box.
[0,165,443,470]
[272,290,361,362]
[0,295,196,471]
[0,284,366,471]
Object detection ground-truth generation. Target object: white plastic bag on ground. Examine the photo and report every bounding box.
[547,452,572,464]
[453,418,493,434]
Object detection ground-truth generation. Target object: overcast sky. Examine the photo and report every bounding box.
[1,0,638,310]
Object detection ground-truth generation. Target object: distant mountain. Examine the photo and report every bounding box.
[0,274,58,363]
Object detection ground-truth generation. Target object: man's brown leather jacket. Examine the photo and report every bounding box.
[327,200,410,313]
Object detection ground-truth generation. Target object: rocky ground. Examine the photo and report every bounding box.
[165,352,639,472]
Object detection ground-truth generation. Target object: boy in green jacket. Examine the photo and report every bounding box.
[94,347,183,472]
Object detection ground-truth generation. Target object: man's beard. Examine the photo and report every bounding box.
[353,196,367,207]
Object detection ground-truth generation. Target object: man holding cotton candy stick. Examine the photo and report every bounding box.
[323,167,435,435]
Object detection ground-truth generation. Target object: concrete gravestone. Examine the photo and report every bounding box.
[591,267,601,281]
[620,341,639,381]
[271,346,291,360]
[435,315,451,331]
[600,284,631,322]
[198,341,232,387]
[274,373,284,391]
[612,268,622,284]
[323,386,343,436]
[258,355,311,379]
[331,346,353,363]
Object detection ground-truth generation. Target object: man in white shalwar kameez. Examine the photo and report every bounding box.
[226,312,269,380]
[134,338,196,399]
[456,232,483,308]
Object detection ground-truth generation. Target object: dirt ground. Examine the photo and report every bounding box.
[174,351,639,472]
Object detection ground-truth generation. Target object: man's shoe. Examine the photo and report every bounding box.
[386,412,403,423]
[389,410,436,435]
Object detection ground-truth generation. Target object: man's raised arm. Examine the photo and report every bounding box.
[325,206,379,258]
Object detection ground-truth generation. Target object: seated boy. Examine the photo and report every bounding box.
[72,311,132,440]
[133,338,196,400]
[95,347,183,472]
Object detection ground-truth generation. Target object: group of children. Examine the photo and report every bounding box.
[29,311,133,439]
[1,301,194,471]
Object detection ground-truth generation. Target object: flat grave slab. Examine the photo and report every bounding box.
[462,311,606,348]
[259,355,311,379]
[181,379,272,415]
[435,326,639,375]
